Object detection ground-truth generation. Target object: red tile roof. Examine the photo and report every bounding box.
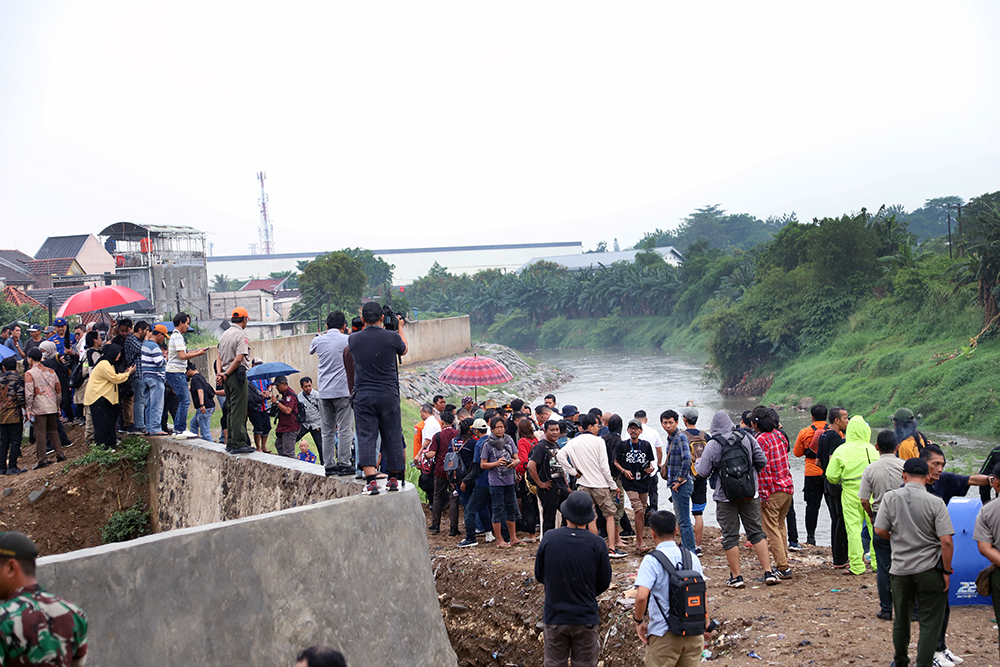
[25,258,79,276]
[240,278,285,293]
[2,286,42,307]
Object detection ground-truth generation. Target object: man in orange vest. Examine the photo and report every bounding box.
[793,403,828,546]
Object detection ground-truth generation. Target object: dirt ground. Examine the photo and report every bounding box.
[0,424,150,556]
[424,504,1000,667]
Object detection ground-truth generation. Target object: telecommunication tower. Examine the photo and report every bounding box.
[257,171,275,255]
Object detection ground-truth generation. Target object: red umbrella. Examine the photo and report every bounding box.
[56,285,149,317]
[438,354,513,401]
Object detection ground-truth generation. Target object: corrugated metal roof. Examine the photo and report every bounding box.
[0,249,34,266]
[518,246,684,272]
[24,285,89,310]
[34,236,90,261]
[99,222,204,239]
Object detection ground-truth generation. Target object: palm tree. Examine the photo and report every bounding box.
[212,274,231,293]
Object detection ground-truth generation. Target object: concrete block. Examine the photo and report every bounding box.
[38,489,457,667]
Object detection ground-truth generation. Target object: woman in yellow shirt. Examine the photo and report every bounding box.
[83,344,134,449]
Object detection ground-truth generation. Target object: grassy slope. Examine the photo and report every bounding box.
[764,281,1000,436]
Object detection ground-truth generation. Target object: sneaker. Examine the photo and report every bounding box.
[776,568,793,580]
[725,575,745,589]
[173,430,197,440]
[694,546,704,556]
[228,446,255,454]
[608,548,628,559]
[5,468,26,475]
[942,649,964,664]
[361,480,380,496]
[806,536,816,546]
[876,611,893,621]
[788,542,803,552]
[335,463,355,476]
[933,651,955,667]
[385,477,399,492]
[764,571,780,586]
[864,552,871,563]
[449,530,460,537]
[484,531,496,543]
[429,527,440,534]
[457,538,478,548]
[63,441,75,448]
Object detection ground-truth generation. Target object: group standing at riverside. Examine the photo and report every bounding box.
[7,308,1000,667]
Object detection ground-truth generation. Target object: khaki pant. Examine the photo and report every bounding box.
[121,394,134,428]
[645,631,702,667]
[760,490,792,570]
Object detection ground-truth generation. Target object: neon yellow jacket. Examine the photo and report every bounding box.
[826,415,878,485]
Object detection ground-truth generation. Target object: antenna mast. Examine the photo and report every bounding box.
[257,171,275,255]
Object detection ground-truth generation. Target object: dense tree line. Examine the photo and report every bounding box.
[407,195,1000,389]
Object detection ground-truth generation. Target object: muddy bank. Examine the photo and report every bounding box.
[424,507,997,666]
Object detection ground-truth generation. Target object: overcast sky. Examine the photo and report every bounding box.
[2,2,998,260]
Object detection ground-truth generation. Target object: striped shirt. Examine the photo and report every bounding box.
[141,341,166,379]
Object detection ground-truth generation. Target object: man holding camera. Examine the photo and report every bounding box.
[348,302,408,495]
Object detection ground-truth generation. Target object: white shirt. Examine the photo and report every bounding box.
[641,424,664,460]
[422,415,441,445]
[166,330,187,373]
[556,433,616,490]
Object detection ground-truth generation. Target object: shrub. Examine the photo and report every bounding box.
[101,503,150,544]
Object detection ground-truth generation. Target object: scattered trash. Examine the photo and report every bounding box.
[701,649,712,659]
[798,640,812,647]
[748,650,762,659]
[483,597,495,608]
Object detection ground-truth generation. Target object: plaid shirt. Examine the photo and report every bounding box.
[123,334,144,374]
[757,429,794,500]
[665,429,691,485]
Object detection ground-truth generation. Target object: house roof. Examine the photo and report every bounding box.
[99,222,204,239]
[25,258,82,276]
[0,256,36,285]
[240,278,286,293]
[518,246,685,273]
[24,285,89,310]
[0,249,34,266]
[273,289,301,300]
[34,235,90,261]
[1,286,42,308]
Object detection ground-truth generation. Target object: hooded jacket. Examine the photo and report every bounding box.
[695,411,767,503]
[825,415,878,485]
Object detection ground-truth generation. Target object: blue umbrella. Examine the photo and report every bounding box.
[154,321,175,333]
[246,361,300,380]
[0,345,14,362]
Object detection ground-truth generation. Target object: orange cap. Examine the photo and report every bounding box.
[153,324,169,335]
[232,307,249,319]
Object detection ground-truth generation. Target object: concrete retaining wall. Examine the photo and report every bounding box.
[37,440,457,667]
[196,315,471,382]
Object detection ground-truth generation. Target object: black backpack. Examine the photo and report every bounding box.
[649,549,707,636]
[247,380,264,410]
[716,431,756,503]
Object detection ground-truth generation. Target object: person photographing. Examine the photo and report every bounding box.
[345,302,408,495]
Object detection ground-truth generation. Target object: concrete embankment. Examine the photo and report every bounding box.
[37,439,457,667]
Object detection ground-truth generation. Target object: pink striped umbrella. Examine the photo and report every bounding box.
[438,354,513,401]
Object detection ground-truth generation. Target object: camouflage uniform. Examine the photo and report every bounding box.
[0,584,88,666]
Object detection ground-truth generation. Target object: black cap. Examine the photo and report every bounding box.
[0,532,38,561]
[903,458,929,476]
[560,490,596,525]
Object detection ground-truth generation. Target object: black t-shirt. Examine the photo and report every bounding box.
[603,433,623,480]
[927,471,970,506]
[347,326,406,394]
[189,373,216,409]
[529,441,568,491]
[534,526,612,625]
[616,438,656,493]
[817,429,845,474]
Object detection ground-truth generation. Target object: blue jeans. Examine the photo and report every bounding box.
[190,407,214,442]
[872,533,893,615]
[142,375,165,433]
[464,485,493,542]
[132,374,147,432]
[671,479,696,551]
[165,372,190,434]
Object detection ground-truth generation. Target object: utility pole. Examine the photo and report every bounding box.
[947,210,953,259]
[47,296,53,326]
[257,172,274,255]
[176,292,181,317]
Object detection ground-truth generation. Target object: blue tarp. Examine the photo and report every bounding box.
[947,496,992,606]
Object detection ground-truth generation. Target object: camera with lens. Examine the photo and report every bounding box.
[351,316,364,333]
[381,304,405,332]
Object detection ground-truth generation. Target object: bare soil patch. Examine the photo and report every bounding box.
[0,424,150,556]
[425,505,999,666]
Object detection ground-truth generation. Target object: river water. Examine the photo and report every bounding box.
[531,348,1000,545]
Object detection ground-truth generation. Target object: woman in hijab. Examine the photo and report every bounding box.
[83,343,135,449]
